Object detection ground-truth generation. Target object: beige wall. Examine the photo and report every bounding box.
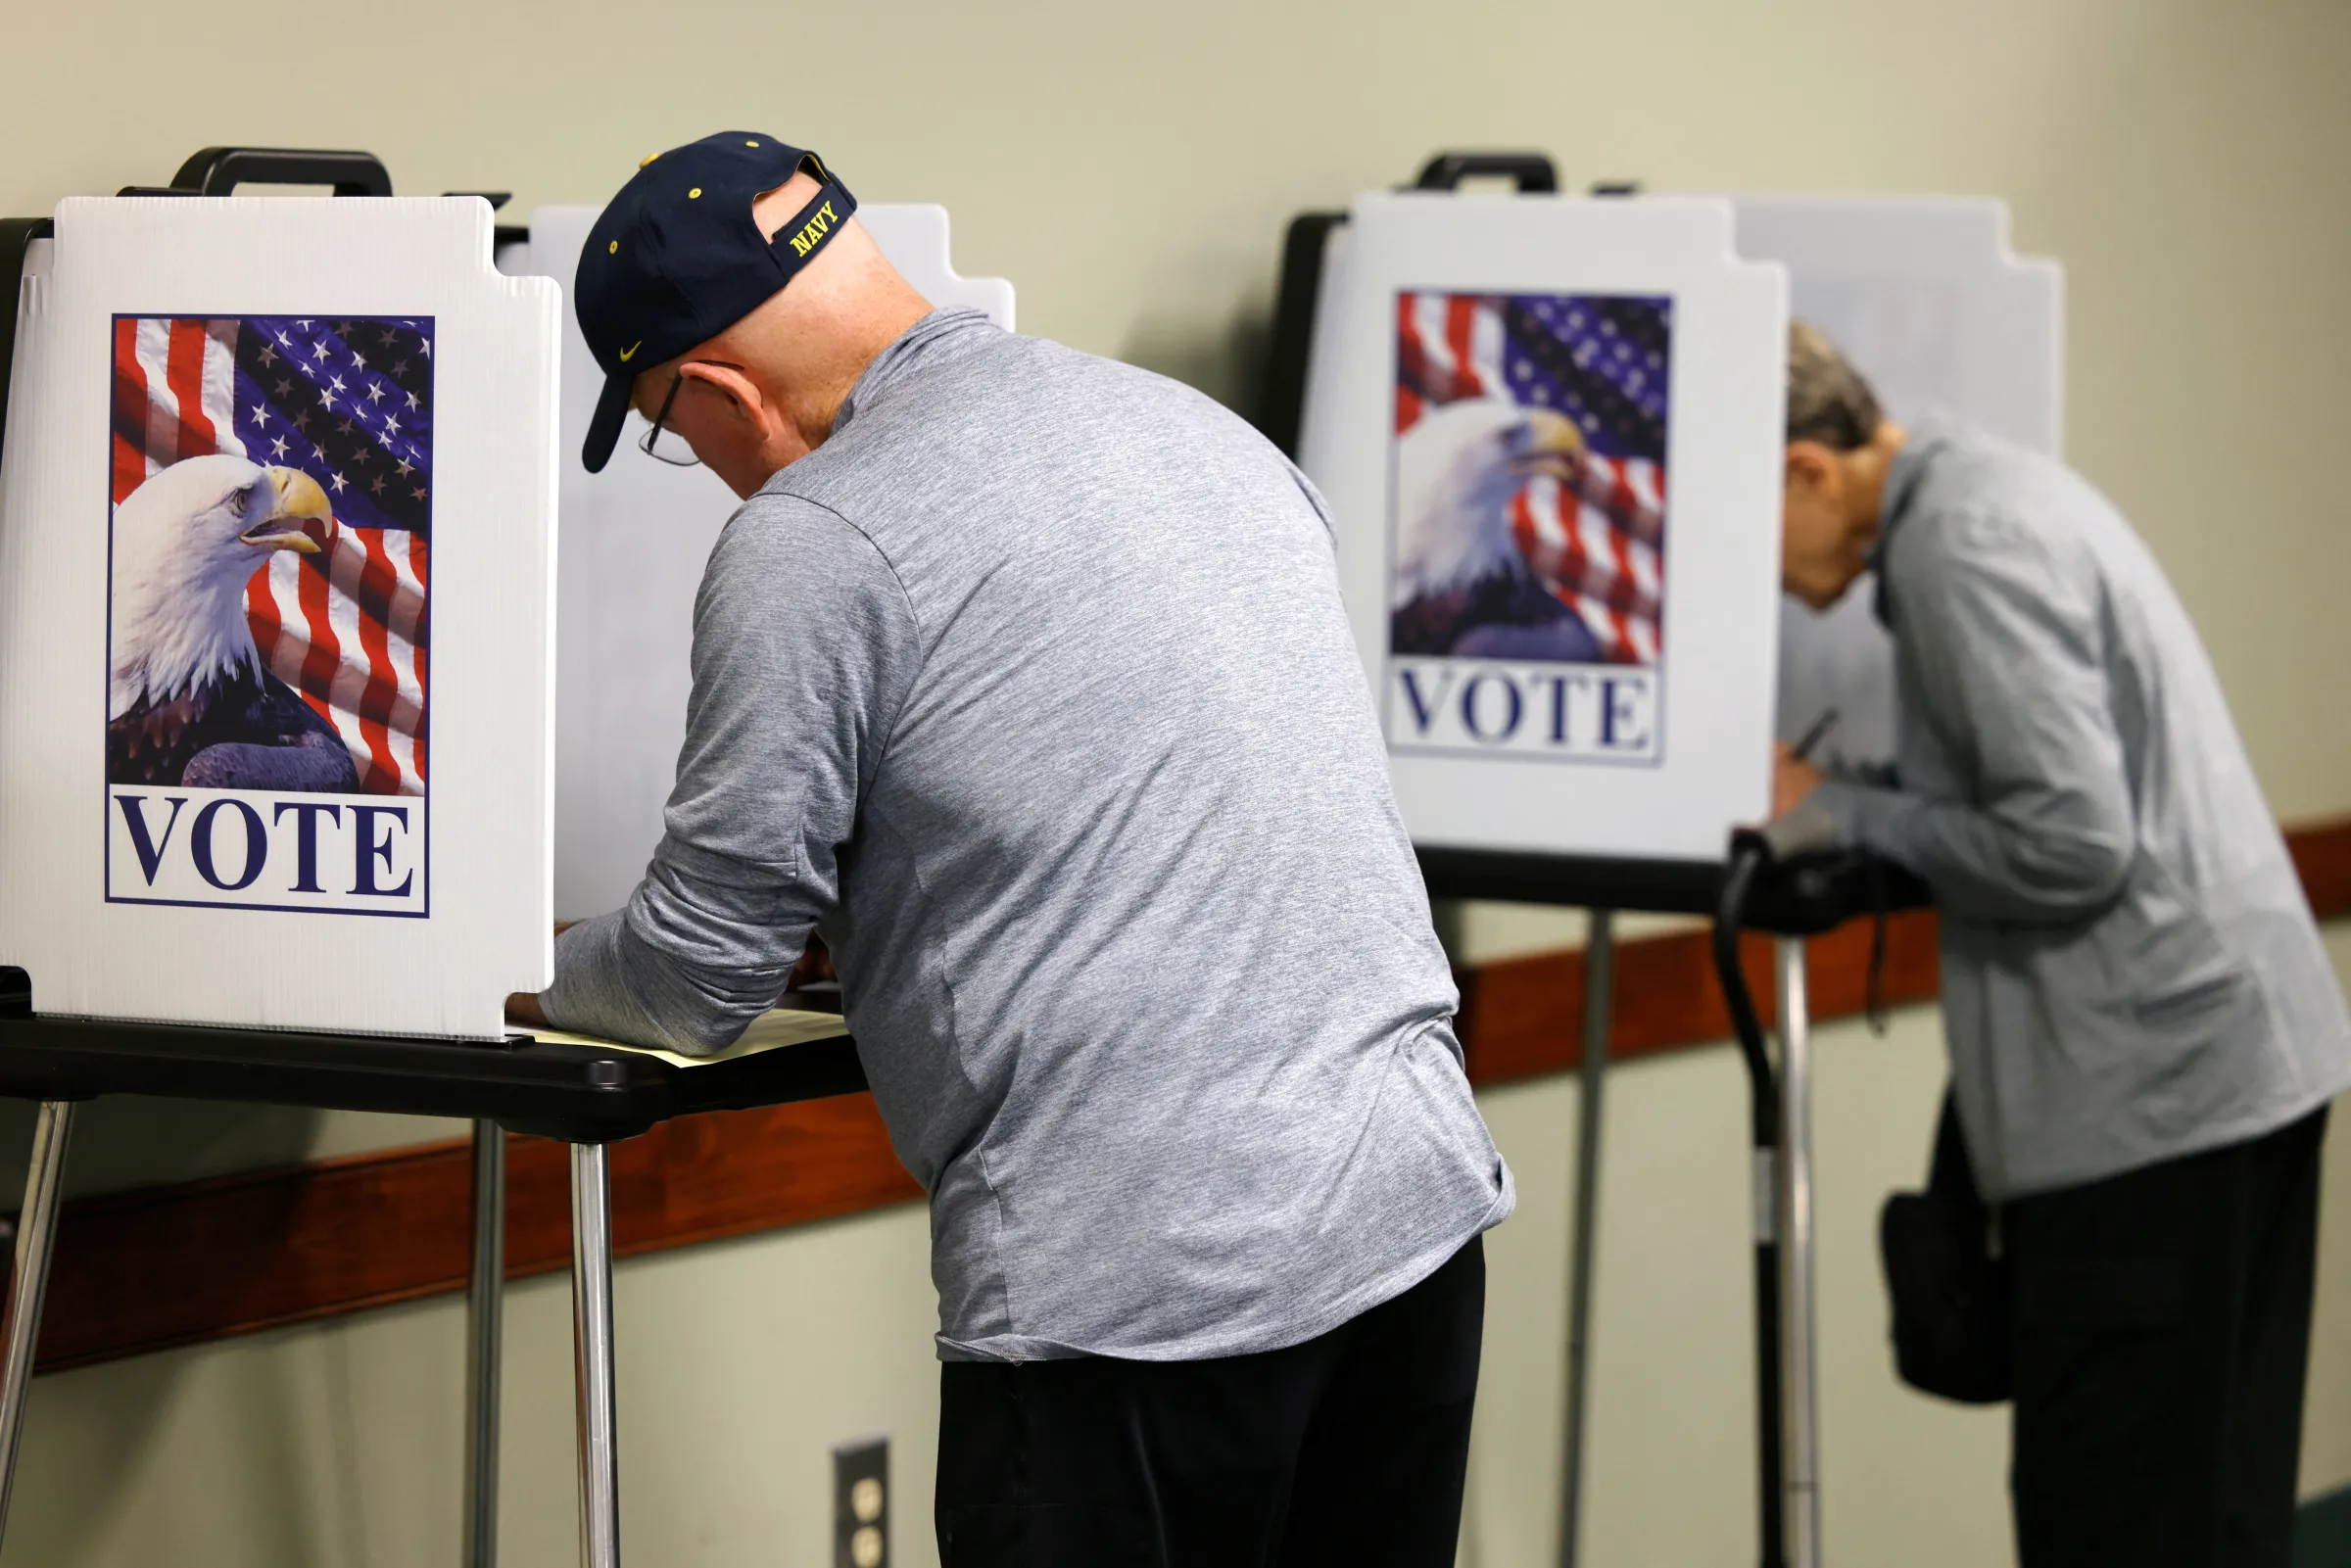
[6,1204,944,1567]
[1,0,2346,1562]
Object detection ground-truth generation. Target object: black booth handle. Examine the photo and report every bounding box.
[162,147,395,198]
[1412,152,1559,194]
[120,152,531,248]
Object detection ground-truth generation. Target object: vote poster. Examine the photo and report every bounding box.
[1387,290,1669,765]
[1297,193,1785,863]
[106,314,433,916]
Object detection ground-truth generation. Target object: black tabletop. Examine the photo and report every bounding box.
[0,983,866,1143]
[0,841,1920,1147]
[1417,844,1932,934]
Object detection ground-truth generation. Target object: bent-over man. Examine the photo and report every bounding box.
[1772,321,2350,1568]
[515,132,1513,1568]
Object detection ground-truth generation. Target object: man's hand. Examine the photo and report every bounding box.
[789,933,837,990]
[1773,741,1826,818]
[504,921,580,1028]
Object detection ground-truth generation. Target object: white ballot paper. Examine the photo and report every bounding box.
[1298,192,1788,864]
[529,1005,850,1069]
[0,196,559,1037]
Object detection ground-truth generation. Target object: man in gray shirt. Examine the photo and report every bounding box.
[1772,322,2350,1567]
[519,132,1511,1566]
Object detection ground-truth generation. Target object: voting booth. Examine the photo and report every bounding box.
[0,149,898,1568]
[1271,167,2056,1568]
[1266,158,1971,1568]
[1272,155,1805,1568]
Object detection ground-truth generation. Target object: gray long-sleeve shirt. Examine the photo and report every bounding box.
[1815,416,2351,1199]
[544,309,1511,1360]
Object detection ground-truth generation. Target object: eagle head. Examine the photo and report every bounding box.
[1393,401,1586,607]
[110,455,340,720]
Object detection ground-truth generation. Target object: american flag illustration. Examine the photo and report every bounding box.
[110,315,431,795]
[1396,292,1668,664]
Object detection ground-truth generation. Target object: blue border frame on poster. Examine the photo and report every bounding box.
[1377,286,1674,774]
[100,310,434,921]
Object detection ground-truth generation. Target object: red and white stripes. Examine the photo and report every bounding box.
[1509,467,1663,666]
[115,316,242,485]
[1395,294,1507,430]
[249,531,429,795]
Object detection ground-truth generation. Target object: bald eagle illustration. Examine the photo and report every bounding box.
[108,454,357,792]
[1390,400,1601,663]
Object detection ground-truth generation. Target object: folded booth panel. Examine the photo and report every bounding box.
[1734,197,2063,771]
[0,196,559,1038]
[511,203,1012,919]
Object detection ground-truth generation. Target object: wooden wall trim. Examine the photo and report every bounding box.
[18,815,2351,1374]
[1455,909,1943,1089]
[30,1095,920,1373]
[2289,816,2351,919]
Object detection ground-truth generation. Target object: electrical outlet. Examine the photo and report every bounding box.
[834,1435,888,1568]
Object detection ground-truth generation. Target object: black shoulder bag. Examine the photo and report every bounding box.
[1878,1091,2011,1403]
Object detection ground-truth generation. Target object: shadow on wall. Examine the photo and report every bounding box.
[0,1312,384,1567]
[0,1097,331,1204]
[0,1098,361,1566]
[1119,303,1273,423]
[1111,216,1278,421]
[3,1334,191,1565]
[2301,1485,2351,1567]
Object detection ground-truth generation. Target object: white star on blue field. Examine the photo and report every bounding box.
[226,317,435,534]
[1505,295,1670,462]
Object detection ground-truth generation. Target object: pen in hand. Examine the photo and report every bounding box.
[1791,706,1841,765]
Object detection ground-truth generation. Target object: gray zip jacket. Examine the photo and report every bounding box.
[543,309,1512,1360]
[1814,416,2351,1199]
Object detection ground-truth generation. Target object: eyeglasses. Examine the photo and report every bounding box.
[637,361,746,467]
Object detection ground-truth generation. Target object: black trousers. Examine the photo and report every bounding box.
[935,1237,1485,1568]
[2006,1107,2327,1568]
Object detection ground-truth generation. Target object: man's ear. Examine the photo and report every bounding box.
[1784,440,1842,499]
[678,361,769,431]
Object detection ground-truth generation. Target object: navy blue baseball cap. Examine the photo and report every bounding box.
[575,131,858,473]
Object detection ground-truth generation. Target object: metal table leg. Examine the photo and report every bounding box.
[1559,909,1614,1568]
[464,1119,506,1568]
[1775,940,1822,1568]
[0,1099,74,1552]
[572,1140,620,1568]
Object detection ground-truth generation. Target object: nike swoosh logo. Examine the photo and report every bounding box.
[618,342,641,362]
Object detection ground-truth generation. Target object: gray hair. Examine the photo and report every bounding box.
[1786,320,1884,451]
